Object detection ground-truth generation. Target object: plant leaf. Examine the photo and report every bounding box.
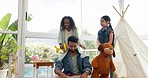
[0,34,5,43]
[3,34,10,44]
[12,34,17,41]
[1,55,8,60]
[27,14,32,22]
[0,13,11,30]
[8,20,18,31]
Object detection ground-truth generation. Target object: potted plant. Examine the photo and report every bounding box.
[0,13,31,78]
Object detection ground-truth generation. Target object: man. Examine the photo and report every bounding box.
[55,36,92,78]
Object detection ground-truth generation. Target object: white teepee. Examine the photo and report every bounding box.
[113,3,148,78]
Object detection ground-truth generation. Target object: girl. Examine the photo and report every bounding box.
[97,15,115,78]
[58,16,85,50]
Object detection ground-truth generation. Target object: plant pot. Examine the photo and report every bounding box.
[0,69,8,78]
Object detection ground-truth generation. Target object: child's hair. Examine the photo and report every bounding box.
[60,16,77,31]
[101,15,113,30]
[101,15,115,47]
[68,36,79,44]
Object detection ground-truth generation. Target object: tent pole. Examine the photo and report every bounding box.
[112,6,122,17]
[122,10,124,17]
[123,4,130,15]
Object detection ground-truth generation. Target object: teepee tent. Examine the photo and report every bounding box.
[113,2,148,78]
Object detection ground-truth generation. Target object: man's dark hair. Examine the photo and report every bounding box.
[68,36,79,44]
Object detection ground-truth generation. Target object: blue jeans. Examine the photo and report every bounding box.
[110,56,114,78]
[110,69,114,78]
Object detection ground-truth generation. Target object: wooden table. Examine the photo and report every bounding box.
[33,60,54,78]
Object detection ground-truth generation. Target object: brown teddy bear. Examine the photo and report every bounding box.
[91,43,116,78]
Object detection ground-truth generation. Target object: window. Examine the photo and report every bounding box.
[25,38,58,77]
[0,0,18,31]
[0,1,18,77]
[81,0,118,36]
[27,0,81,33]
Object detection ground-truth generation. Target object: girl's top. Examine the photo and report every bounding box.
[58,29,81,45]
[98,26,114,45]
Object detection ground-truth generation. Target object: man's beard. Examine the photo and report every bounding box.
[68,48,78,53]
[70,49,76,53]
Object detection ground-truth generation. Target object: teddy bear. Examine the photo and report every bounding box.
[91,43,116,78]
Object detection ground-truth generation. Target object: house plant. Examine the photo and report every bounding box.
[0,13,31,78]
[0,13,21,78]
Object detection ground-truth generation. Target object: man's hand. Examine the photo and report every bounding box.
[79,72,88,78]
[59,72,68,78]
[55,69,67,78]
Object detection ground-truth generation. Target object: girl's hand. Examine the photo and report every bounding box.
[59,43,64,49]
[114,72,118,78]
[98,43,101,46]
[80,45,86,49]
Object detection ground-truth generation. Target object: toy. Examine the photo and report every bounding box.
[91,43,116,78]
[32,56,39,61]
[55,43,67,54]
[42,48,50,60]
